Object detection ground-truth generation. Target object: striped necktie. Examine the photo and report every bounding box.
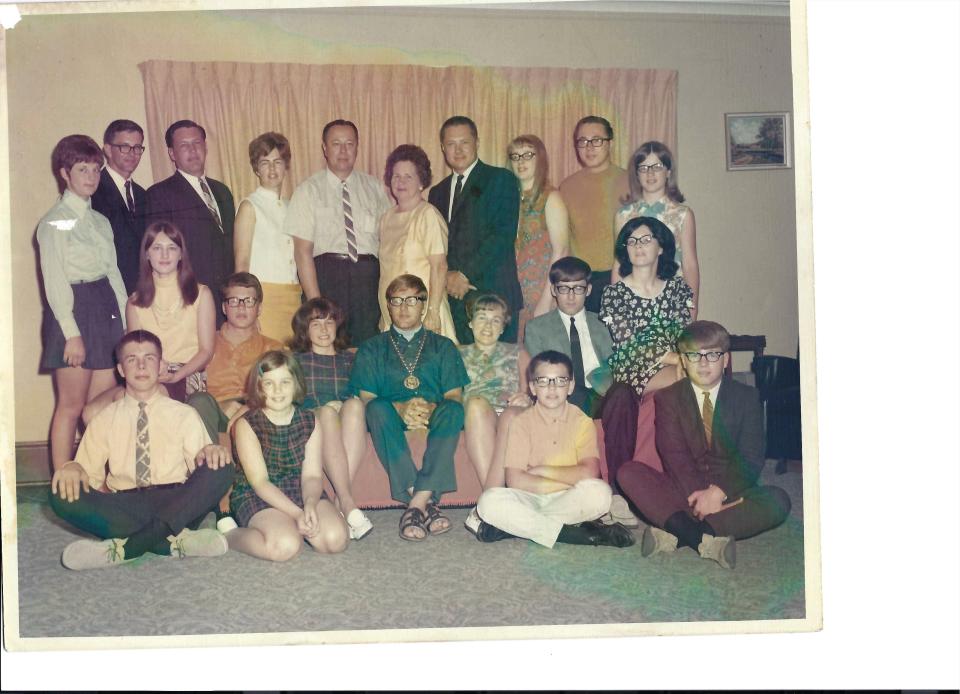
[125,180,135,214]
[342,180,358,262]
[198,178,223,233]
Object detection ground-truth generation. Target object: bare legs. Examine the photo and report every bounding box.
[226,501,348,561]
[463,397,523,490]
[317,399,367,517]
[51,368,116,470]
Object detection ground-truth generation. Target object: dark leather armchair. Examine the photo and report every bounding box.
[753,355,802,472]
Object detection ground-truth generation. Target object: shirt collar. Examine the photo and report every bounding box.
[455,158,480,186]
[122,388,166,409]
[326,167,355,188]
[534,399,572,424]
[61,189,91,217]
[178,169,206,187]
[689,378,722,405]
[104,164,131,190]
[391,324,424,343]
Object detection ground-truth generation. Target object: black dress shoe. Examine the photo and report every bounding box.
[580,520,636,548]
[475,520,516,543]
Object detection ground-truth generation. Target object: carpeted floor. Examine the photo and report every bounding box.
[13,464,805,640]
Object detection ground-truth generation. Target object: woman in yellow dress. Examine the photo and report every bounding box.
[376,144,457,342]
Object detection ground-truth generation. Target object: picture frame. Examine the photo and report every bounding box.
[725,111,793,170]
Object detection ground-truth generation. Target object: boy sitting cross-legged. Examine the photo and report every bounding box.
[49,329,234,570]
[616,320,792,569]
[474,350,635,548]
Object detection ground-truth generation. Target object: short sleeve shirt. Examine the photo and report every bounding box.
[504,402,599,471]
[348,327,469,403]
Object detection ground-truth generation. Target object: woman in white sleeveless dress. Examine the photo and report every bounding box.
[234,132,300,343]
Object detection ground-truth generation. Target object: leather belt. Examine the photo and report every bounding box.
[115,481,185,493]
[318,253,377,262]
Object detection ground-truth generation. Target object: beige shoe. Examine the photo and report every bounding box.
[697,534,737,569]
[168,528,228,559]
[62,537,133,570]
[609,494,641,528]
[640,526,679,557]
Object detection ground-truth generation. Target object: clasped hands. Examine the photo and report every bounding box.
[687,484,729,520]
[396,396,436,430]
[296,502,321,537]
[446,270,476,301]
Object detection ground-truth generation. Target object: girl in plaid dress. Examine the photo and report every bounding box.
[290,298,373,540]
[227,350,349,560]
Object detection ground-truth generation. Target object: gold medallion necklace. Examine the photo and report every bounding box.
[388,329,427,390]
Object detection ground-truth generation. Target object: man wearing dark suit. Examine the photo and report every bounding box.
[145,120,236,313]
[92,119,147,294]
[617,320,791,569]
[428,116,521,344]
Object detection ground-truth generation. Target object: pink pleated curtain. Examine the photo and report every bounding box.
[139,60,677,200]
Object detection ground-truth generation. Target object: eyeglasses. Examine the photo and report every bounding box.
[554,285,588,295]
[509,152,536,162]
[682,351,726,363]
[387,296,427,307]
[109,143,146,155]
[637,163,665,174]
[532,376,571,388]
[224,297,258,308]
[574,137,612,149]
[624,234,655,247]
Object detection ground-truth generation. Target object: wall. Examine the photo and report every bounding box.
[5,6,795,444]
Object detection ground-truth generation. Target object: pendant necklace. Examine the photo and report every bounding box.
[388,329,427,390]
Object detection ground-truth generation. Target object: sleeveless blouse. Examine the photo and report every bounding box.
[131,274,202,364]
[515,188,553,336]
[245,186,297,284]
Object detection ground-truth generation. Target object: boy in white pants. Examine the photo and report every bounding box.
[474,350,634,548]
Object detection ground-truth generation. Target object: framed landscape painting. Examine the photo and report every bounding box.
[725,111,793,170]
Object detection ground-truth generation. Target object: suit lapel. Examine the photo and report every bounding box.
[679,381,710,453]
[450,160,487,222]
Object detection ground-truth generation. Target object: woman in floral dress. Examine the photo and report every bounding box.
[508,135,569,339]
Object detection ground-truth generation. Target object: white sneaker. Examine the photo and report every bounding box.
[62,537,133,570]
[216,516,238,533]
[609,494,641,528]
[346,508,373,540]
[168,528,228,559]
[464,507,481,536]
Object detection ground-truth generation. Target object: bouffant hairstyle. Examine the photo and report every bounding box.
[131,221,200,308]
[625,141,685,204]
[507,134,551,204]
[384,144,432,194]
[289,297,349,353]
[466,293,511,324]
[614,216,679,281]
[677,320,731,353]
[51,135,104,193]
[248,132,291,173]
[246,350,306,410]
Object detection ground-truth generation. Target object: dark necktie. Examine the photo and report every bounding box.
[451,174,464,220]
[124,180,135,214]
[702,391,714,446]
[569,316,586,389]
[198,177,224,233]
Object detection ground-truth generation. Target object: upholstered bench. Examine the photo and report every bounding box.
[336,395,662,509]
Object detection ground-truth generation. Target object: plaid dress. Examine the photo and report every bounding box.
[230,406,316,527]
[296,351,354,408]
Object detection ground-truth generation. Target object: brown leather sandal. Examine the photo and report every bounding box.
[424,502,451,536]
[399,507,427,542]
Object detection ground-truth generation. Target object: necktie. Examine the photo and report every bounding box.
[124,180,135,214]
[135,401,151,487]
[569,316,586,389]
[342,181,358,262]
[702,391,714,447]
[198,178,224,234]
[451,174,464,219]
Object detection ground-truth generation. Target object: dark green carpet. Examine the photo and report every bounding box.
[14,464,805,639]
